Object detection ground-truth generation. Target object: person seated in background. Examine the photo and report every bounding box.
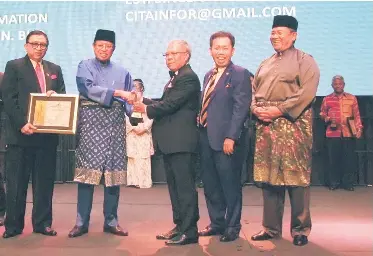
[126,79,154,189]
[320,75,363,191]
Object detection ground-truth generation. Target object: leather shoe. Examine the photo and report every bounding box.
[33,227,57,236]
[220,233,239,242]
[3,230,22,239]
[103,225,128,236]
[0,216,4,226]
[156,227,180,240]
[293,235,308,246]
[343,186,354,191]
[198,226,224,236]
[329,185,338,190]
[251,230,273,241]
[165,234,198,246]
[68,225,88,238]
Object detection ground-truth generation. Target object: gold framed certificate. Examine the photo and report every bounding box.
[27,93,79,135]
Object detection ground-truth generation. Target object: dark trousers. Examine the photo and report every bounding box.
[326,137,356,188]
[75,183,120,229]
[262,185,311,237]
[0,172,5,217]
[4,145,57,232]
[199,129,242,235]
[163,152,199,238]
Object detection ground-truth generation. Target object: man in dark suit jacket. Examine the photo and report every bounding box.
[198,31,251,242]
[134,40,200,246]
[0,72,5,226]
[0,30,66,238]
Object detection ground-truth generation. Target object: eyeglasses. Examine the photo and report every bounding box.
[162,52,187,58]
[28,42,48,50]
[95,44,114,50]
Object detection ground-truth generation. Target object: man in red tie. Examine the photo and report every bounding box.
[0,30,66,238]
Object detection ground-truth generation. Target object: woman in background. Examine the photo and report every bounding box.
[126,79,154,188]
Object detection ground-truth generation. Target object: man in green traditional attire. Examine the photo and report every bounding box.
[250,15,320,246]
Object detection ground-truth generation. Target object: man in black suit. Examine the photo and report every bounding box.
[0,72,5,226]
[134,40,200,246]
[0,30,66,238]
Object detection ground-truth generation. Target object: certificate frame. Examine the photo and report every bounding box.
[27,93,79,135]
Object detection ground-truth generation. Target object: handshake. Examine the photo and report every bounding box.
[116,90,146,126]
[117,91,146,113]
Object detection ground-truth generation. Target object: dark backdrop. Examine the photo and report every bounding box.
[1,96,372,186]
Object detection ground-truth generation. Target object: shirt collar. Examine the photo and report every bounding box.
[276,46,295,57]
[332,92,347,98]
[29,58,42,69]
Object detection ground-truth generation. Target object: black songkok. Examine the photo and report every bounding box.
[94,29,115,45]
[272,15,298,31]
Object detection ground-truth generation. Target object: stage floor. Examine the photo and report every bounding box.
[0,184,372,256]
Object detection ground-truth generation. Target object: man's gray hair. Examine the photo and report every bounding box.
[169,39,192,62]
[332,75,345,84]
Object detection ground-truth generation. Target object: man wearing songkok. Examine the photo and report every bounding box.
[320,75,363,191]
[68,29,134,238]
[250,15,320,246]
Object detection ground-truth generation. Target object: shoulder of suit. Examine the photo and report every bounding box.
[180,66,198,78]
[8,57,24,65]
[230,64,247,73]
[43,59,59,68]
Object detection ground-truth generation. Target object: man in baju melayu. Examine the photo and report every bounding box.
[68,29,134,238]
[250,15,320,246]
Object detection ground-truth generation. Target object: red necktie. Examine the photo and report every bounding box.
[35,63,46,93]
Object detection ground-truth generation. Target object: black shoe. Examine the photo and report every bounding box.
[251,230,273,241]
[293,235,308,246]
[0,216,4,226]
[103,225,128,236]
[343,186,354,191]
[329,185,339,190]
[198,226,224,236]
[3,230,22,239]
[33,227,57,236]
[156,227,180,240]
[220,232,239,242]
[165,234,198,246]
[68,225,88,238]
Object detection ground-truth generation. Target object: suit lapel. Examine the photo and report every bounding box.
[42,61,52,92]
[23,56,42,93]
[162,64,191,99]
[209,62,234,102]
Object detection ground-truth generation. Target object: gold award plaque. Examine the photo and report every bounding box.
[27,93,79,134]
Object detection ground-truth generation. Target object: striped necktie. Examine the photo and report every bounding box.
[199,68,218,127]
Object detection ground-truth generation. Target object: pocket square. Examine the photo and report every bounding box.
[50,74,57,80]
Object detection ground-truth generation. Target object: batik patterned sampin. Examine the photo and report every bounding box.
[254,102,313,187]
